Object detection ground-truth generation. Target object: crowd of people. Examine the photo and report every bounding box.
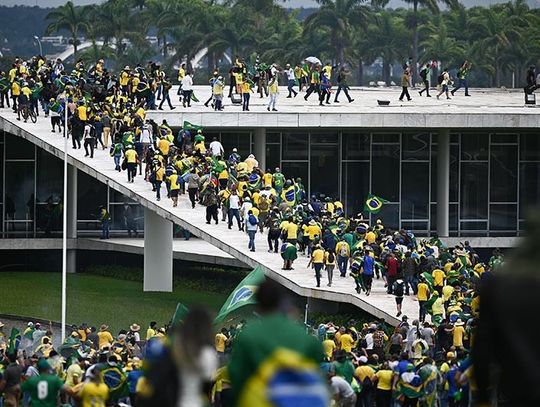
[0,54,481,125]
[0,54,512,406]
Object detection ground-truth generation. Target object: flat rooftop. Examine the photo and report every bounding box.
[146,86,540,128]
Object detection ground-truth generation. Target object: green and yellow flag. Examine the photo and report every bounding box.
[183,121,202,132]
[171,303,189,326]
[214,267,266,324]
[364,193,389,214]
[7,328,21,355]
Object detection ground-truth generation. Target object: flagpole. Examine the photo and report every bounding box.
[61,98,68,341]
[304,298,309,331]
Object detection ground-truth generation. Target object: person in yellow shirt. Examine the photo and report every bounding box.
[167,169,180,207]
[263,170,273,187]
[308,244,325,287]
[373,361,394,403]
[355,356,375,402]
[417,277,430,323]
[452,319,466,349]
[365,228,377,245]
[338,330,355,353]
[146,321,157,340]
[97,325,113,349]
[432,268,446,295]
[79,367,109,407]
[335,240,350,277]
[281,217,298,244]
[215,328,228,364]
[322,334,336,361]
[241,80,252,111]
[124,145,138,183]
[324,248,336,287]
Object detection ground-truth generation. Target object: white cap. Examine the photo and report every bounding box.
[359,356,368,363]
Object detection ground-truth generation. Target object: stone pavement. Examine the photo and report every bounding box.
[2,108,426,325]
[146,85,540,128]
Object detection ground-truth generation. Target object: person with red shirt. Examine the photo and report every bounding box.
[385,252,399,294]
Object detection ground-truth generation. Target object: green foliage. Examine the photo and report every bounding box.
[2,0,539,86]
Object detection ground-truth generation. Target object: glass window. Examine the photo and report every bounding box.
[491,134,517,143]
[110,203,144,232]
[282,132,308,160]
[310,132,338,144]
[401,221,428,232]
[402,132,430,161]
[372,203,399,230]
[77,171,107,220]
[460,221,488,231]
[0,143,3,199]
[110,188,136,204]
[490,145,517,202]
[281,162,308,193]
[489,204,517,231]
[267,132,281,143]
[36,149,63,204]
[220,131,252,159]
[372,144,400,202]
[5,134,35,160]
[342,162,369,217]
[431,144,459,203]
[4,161,35,221]
[460,162,488,219]
[519,162,540,218]
[342,132,370,160]
[372,133,399,143]
[265,144,280,172]
[310,144,339,199]
[402,162,429,219]
[461,133,488,161]
[520,133,540,160]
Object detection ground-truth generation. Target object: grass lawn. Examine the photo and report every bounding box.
[0,272,229,333]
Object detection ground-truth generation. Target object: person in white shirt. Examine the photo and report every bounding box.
[209,137,224,156]
[228,191,242,231]
[240,197,253,229]
[329,373,357,407]
[181,72,194,107]
[284,63,297,97]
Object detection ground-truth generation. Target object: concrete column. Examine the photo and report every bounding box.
[437,130,450,237]
[67,165,77,273]
[143,208,173,292]
[254,128,266,171]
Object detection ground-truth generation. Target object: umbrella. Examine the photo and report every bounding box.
[305,56,322,65]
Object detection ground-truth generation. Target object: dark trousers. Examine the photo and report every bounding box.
[183,90,192,107]
[101,220,110,239]
[419,300,427,322]
[314,263,323,287]
[154,180,162,199]
[248,230,256,250]
[84,137,95,157]
[242,93,250,111]
[127,163,137,182]
[399,86,411,101]
[72,134,81,149]
[206,204,218,223]
[357,388,372,407]
[188,187,198,208]
[268,231,280,252]
[402,397,419,407]
[335,85,352,102]
[419,80,430,96]
[287,79,297,97]
[159,91,173,109]
[337,255,348,277]
[375,389,391,407]
[452,78,469,95]
[228,208,241,229]
[387,275,396,294]
[0,92,9,108]
[305,83,319,99]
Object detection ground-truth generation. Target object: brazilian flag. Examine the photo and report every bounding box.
[102,364,129,401]
[214,267,266,324]
[171,303,189,326]
[364,194,389,214]
[183,121,202,132]
[281,185,296,207]
[7,328,21,355]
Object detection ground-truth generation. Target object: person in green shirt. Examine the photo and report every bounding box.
[228,280,328,406]
[304,64,321,101]
[21,359,71,407]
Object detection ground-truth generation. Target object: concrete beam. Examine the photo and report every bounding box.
[253,128,266,171]
[436,130,450,237]
[143,208,173,292]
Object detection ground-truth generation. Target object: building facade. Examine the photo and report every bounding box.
[1,127,537,238]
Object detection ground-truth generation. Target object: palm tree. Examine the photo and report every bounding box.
[402,0,459,80]
[420,15,465,73]
[45,1,88,57]
[304,0,372,66]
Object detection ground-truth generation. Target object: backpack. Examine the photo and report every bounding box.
[248,214,258,226]
[420,68,427,80]
[339,244,348,257]
[327,251,335,263]
[437,74,444,85]
[258,197,270,212]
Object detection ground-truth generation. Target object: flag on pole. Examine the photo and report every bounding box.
[364,194,389,214]
[7,328,21,355]
[214,267,266,324]
[171,303,189,326]
[183,121,202,132]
